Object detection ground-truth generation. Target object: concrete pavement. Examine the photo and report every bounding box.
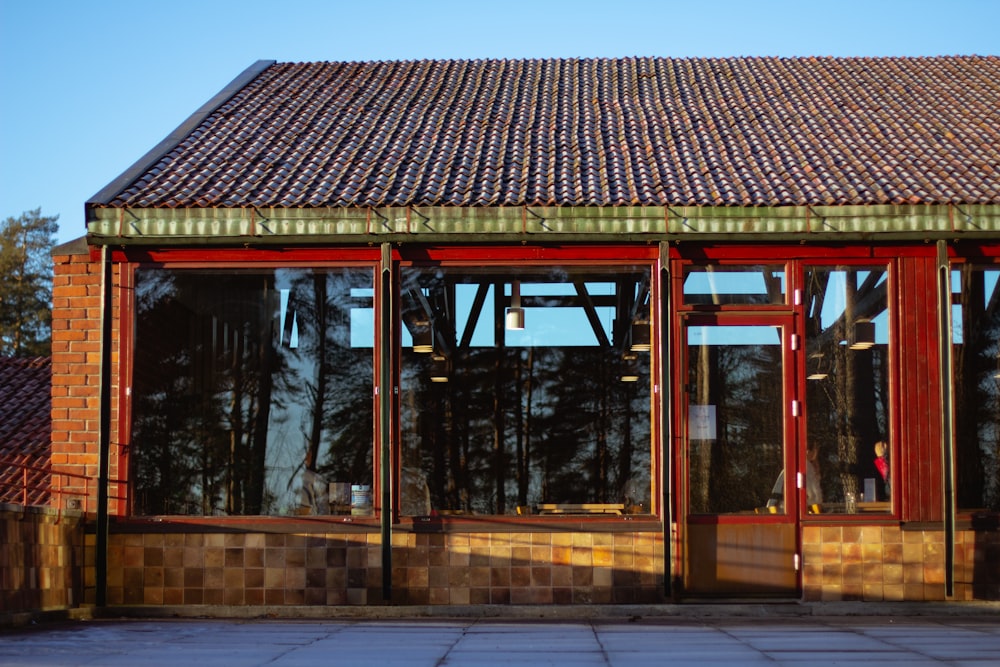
[1,614,999,666]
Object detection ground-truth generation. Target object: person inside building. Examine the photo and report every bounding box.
[874,440,890,501]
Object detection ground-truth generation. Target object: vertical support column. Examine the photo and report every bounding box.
[379,242,393,602]
[936,240,956,597]
[96,245,113,607]
[658,241,675,599]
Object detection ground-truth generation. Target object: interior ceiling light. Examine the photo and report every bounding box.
[849,321,876,350]
[506,280,525,331]
[412,321,433,353]
[430,355,449,383]
[806,352,828,380]
[630,320,651,352]
[620,353,639,382]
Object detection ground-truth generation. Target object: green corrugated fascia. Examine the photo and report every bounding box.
[85,204,1000,245]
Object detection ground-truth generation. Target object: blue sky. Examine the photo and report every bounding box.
[2,0,997,245]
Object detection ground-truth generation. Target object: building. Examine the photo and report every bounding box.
[52,57,999,607]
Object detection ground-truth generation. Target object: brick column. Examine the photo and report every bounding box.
[50,240,122,514]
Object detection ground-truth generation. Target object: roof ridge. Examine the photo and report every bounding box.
[272,55,998,65]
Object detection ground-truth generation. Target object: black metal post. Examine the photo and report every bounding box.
[659,241,675,599]
[380,243,393,603]
[936,240,956,597]
[96,245,113,607]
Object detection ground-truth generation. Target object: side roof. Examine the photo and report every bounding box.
[0,356,51,505]
[88,56,1000,213]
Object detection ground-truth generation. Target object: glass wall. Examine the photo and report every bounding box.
[952,265,1000,512]
[803,266,892,515]
[398,265,654,516]
[682,265,786,306]
[130,267,375,516]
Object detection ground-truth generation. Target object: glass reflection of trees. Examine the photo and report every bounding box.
[131,268,374,516]
[399,266,653,516]
[686,326,784,514]
[953,266,1000,511]
[804,267,891,513]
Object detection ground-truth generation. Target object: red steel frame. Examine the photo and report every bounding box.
[110,244,665,525]
[104,241,1000,529]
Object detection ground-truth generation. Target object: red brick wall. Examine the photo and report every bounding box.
[50,246,124,514]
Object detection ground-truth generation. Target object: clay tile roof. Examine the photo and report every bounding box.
[92,56,1000,210]
[0,356,51,505]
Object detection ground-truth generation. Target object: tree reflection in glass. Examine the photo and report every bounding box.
[952,266,1000,511]
[804,266,891,514]
[130,268,374,516]
[399,265,653,516]
[685,325,785,515]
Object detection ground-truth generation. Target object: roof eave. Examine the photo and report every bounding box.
[84,203,1000,246]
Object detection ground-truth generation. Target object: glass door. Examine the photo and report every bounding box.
[682,316,799,596]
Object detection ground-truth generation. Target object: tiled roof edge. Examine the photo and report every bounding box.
[85,59,277,214]
[51,236,90,256]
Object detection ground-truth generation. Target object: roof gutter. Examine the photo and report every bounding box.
[85,203,1000,246]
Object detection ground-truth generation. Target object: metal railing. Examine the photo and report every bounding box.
[0,456,125,522]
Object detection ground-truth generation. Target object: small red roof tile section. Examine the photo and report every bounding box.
[0,356,51,506]
[95,56,1000,211]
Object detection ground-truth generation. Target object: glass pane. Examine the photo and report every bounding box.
[399,265,653,516]
[951,266,1000,511]
[683,265,786,305]
[130,268,375,516]
[686,325,785,515]
[804,266,891,515]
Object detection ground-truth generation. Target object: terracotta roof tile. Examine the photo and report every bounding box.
[0,356,51,505]
[95,56,1000,210]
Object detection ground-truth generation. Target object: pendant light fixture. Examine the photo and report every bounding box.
[506,280,525,330]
